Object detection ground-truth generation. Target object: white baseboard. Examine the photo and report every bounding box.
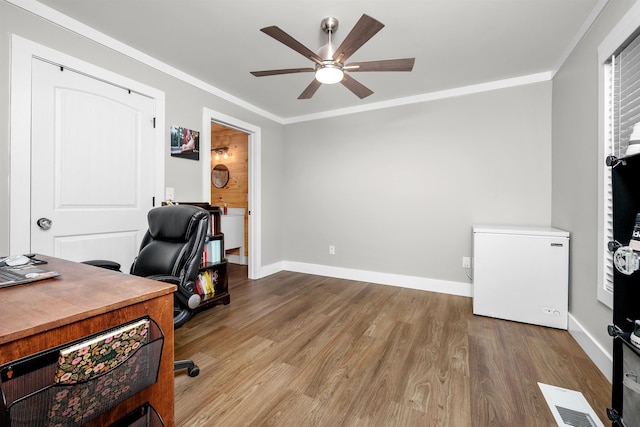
[281,261,472,296]
[568,313,612,383]
[258,260,285,279]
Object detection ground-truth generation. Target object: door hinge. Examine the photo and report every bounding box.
[152,196,155,207]
[153,117,156,128]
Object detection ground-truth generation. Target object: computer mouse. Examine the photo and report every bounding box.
[5,255,31,266]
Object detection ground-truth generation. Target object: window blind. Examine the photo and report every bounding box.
[603,55,614,295]
[604,31,640,295]
[613,32,640,156]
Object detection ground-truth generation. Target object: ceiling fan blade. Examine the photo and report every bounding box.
[345,58,415,72]
[251,68,315,77]
[341,74,374,99]
[298,79,322,99]
[261,26,323,65]
[332,14,385,63]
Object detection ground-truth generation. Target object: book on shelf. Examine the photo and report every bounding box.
[205,237,223,264]
[201,236,224,267]
[202,242,208,266]
[194,274,207,296]
[196,270,218,300]
[211,213,216,235]
[204,271,215,297]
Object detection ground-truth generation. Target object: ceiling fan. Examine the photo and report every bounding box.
[250,14,415,100]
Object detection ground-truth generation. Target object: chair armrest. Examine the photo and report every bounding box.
[147,275,202,310]
[82,260,122,271]
[146,274,201,329]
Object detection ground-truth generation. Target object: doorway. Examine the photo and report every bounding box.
[210,123,248,266]
[201,108,261,279]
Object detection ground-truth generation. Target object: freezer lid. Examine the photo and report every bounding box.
[472,224,569,238]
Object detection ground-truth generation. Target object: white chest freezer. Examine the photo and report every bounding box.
[472,225,569,329]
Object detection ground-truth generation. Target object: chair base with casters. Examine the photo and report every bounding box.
[83,205,212,378]
[174,359,200,377]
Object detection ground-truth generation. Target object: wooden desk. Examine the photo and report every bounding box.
[0,255,176,426]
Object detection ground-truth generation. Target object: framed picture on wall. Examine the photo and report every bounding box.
[170,125,199,160]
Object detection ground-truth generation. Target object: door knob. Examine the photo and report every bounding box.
[36,217,52,230]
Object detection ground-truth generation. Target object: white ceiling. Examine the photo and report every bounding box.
[31,0,604,121]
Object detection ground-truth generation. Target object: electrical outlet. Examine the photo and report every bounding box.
[462,257,471,269]
[165,187,175,201]
[329,245,335,255]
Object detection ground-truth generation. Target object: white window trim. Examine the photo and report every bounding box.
[597,2,640,308]
[597,57,613,308]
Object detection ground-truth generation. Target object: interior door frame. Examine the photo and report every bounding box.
[9,34,166,255]
[201,108,261,279]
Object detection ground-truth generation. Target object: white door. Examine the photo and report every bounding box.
[30,59,157,270]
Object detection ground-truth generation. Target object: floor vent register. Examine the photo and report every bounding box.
[538,383,604,427]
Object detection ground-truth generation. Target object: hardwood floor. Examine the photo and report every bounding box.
[174,264,611,426]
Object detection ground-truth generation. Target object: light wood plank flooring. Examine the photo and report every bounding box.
[174,264,611,426]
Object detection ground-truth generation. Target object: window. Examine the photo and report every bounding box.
[599,17,640,308]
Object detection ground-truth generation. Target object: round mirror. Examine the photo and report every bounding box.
[211,164,230,188]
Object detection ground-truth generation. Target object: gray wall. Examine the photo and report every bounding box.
[0,1,285,265]
[283,82,553,285]
[552,0,637,350]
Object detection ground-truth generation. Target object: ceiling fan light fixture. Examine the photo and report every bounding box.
[315,64,344,84]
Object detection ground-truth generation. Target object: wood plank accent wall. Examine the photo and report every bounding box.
[211,123,248,258]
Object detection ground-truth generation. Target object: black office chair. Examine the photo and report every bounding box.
[85,204,209,377]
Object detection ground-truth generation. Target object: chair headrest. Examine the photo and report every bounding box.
[147,205,209,242]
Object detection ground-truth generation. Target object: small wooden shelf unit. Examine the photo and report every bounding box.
[179,202,230,310]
